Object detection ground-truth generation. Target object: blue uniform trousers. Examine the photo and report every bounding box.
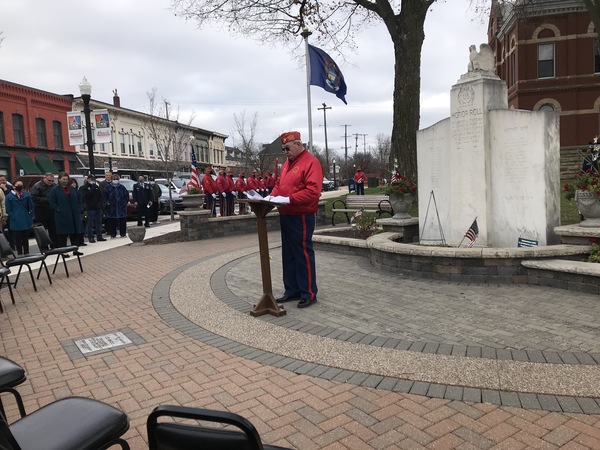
[280,213,317,301]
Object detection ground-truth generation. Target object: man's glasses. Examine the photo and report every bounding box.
[282,145,293,152]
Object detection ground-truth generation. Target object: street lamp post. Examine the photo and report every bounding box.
[79,77,95,176]
[332,158,336,189]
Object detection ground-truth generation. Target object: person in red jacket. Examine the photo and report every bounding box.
[353,168,367,195]
[235,172,248,215]
[269,131,323,309]
[247,171,259,193]
[216,167,229,217]
[226,170,236,216]
[266,171,276,195]
[201,166,218,217]
[258,174,267,197]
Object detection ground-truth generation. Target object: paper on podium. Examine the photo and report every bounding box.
[245,190,289,205]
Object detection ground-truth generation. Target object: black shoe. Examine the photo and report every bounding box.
[276,295,300,303]
[88,239,96,243]
[73,251,84,256]
[97,238,107,241]
[80,243,87,246]
[298,297,317,308]
[61,253,71,258]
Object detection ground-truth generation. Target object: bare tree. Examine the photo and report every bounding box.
[0,32,4,48]
[233,111,260,173]
[142,88,195,219]
[171,0,436,181]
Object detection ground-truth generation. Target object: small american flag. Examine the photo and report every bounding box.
[465,219,479,247]
[188,147,201,190]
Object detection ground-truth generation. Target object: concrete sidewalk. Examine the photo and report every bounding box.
[1,224,600,449]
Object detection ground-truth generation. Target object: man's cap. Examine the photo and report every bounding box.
[87,174,96,180]
[239,172,245,176]
[280,131,301,145]
[227,170,233,175]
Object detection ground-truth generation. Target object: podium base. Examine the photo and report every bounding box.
[251,292,287,317]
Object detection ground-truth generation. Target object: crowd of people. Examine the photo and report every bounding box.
[0,170,166,257]
[201,166,277,217]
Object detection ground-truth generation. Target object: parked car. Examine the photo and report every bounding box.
[155,178,187,193]
[158,184,184,213]
[322,178,335,191]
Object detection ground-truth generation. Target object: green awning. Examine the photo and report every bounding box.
[36,154,57,174]
[15,152,41,175]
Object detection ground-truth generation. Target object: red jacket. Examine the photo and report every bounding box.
[266,175,276,189]
[272,149,323,215]
[227,176,236,191]
[201,174,217,195]
[247,176,259,191]
[216,174,231,193]
[354,171,367,184]
[235,177,247,193]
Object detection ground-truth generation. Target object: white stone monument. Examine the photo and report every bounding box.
[417,44,560,247]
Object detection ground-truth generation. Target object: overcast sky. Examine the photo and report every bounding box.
[1,0,488,159]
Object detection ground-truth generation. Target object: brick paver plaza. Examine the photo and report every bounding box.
[2,224,600,449]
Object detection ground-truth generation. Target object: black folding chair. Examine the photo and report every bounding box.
[0,396,130,450]
[0,267,14,314]
[0,234,51,292]
[32,226,82,278]
[147,405,291,450]
[0,357,26,423]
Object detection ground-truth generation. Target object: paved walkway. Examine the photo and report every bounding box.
[1,222,600,449]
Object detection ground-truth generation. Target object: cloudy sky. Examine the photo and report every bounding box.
[1,0,488,159]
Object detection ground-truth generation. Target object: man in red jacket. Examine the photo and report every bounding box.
[235,172,248,215]
[201,166,218,217]
[269,131,323,308]
[226,170,236,216]
[247,171,259,193]
[216,167,229,217]
[353,168,367,195]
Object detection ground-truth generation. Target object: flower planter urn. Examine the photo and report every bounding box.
[575,190,600,227]
[128,225,146,245]
[389,193,414,220]
[182,193,205,210]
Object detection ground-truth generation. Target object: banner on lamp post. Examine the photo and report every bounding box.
[67,111,83,146]
[93,109,112,144]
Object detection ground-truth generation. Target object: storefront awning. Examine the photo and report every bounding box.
[15,152,41,175]
[36,154,57,174]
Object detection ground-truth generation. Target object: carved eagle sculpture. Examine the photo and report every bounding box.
[468,43,495,73]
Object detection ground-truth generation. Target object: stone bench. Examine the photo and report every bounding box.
[331,195,393,226]
[521,259,600,294]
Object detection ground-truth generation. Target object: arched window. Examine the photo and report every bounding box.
[539,104,555,112]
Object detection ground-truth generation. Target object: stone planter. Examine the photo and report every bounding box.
[128,225,146,245]
[182,194,205,210]
[575,190,600,227]
[389,193,414,220]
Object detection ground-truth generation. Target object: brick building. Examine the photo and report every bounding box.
[0,80,76,180]
[488,0,600,177]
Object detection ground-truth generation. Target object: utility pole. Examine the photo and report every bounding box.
[353,133,360,157]
[317,103,332,177]
[341,124,351,178]
[357,134,368,154]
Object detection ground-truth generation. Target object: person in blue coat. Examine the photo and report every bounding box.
[103,172,129,238]
[48,172,84,253]
[5,180,34,255]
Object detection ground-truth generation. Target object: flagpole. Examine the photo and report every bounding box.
[301,28,313,152]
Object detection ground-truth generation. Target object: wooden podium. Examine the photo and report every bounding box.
[242,199,286,317]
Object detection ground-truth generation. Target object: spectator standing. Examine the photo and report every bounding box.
[70,178,86,247]
[79,174,106,243]
[30,173,57,245]
[235,172,248,215]
[103,173,129,238]
[5,181,34,255]
[201,167,218,217]
[148,178,162,225]
[270,131,323,309]
[0,188,6,232]
[132,175,152,227]
[48,172,84,253]
[0,175,14,249]
[353,168,367,195]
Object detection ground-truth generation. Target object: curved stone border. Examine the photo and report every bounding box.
[151,251,600,413]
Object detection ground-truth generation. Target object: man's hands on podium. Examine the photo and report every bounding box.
[263,195,290,205]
